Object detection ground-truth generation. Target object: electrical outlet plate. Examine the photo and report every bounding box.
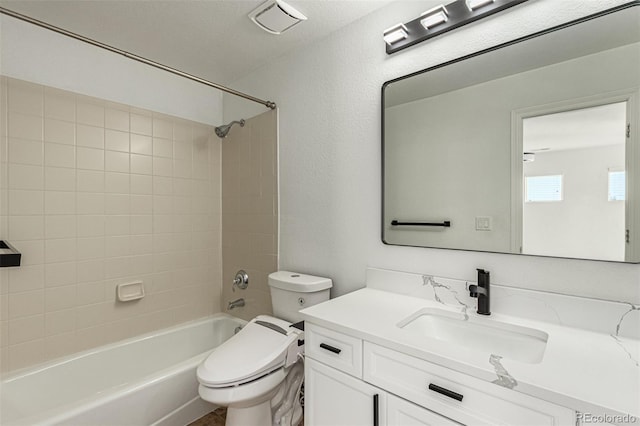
[475,216,492,231]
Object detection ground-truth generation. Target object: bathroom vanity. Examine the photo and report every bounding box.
[300,269,639,426]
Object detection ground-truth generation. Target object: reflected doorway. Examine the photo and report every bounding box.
[521,102,627,261]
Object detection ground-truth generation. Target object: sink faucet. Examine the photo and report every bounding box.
[228,298,245,310]
[469,269,490,315]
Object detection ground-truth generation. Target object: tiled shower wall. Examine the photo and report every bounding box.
[221,110,278,321]
[0,77,223,373]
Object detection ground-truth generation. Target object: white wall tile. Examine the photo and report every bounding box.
[44,332,77,359]
[130,154,152,175]
[76,101,104,127]
[8,290,44,319]
[8,339,45,371]
[153,176,173,194]
[130,134,152,155]
[105,215,130,236]
[44,262,77,288]
[45,167,76,191]
[153,138,172,158]
[45,285,77,312]
[3,78,221,373]
[45,239,76,263]
[105,150,129,173]
[77,260,105,284]
[131,113,152,136]
[130,215,152,234]
[45,308,76,336]
[44,142,75,168]
[10,240,45,266]
[130,195,152,215]
[76,124,104,149]
[44,89,75,122]
[105,194,129,215]
[8,265,44,293]
[44,191,76,215]
[9,81,43,116]
[8,112,43,141]
[45,215,76,239]
[153,118,173,139]
[105,172,129,194]
[129,235,153,255]
[8,139,43,165]
[76,237,105,260]
[77,193,104,215]
[77,215,104,237]
[76,147,104,171]
[76,170,104,192]
[131,174,152,195]
[8,215,44,240]
[105,129,129,153]
[8,190,43,215]
[105,236,130,258]
[76,281,105,306]
[9,315,44,344]
[105,108,129,132]
[44,119,75,145]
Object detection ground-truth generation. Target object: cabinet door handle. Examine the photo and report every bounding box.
[373,393,379,426]
[428,383,464,401]
[319,343,342,354]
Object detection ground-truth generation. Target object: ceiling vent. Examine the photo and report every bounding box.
[249,0,307,35]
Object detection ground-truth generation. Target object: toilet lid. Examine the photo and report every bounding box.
[197,315,299,387]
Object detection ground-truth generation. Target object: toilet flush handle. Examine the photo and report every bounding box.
[232,270,249,291]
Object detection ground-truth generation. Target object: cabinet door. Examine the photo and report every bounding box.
[306,358,386,426]
[387,394,461,426]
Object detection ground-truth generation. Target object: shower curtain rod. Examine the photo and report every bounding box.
[0,7,277,110]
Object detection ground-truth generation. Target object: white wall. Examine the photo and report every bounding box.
[523,145,625,261]
[224,0,640,304]
[0,14,223,125]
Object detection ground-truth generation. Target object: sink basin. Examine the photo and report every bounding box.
[398,308,548,364]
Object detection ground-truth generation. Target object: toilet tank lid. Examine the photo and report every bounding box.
[268,271,332,292]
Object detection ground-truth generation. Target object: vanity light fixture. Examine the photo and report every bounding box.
[466,0,495,11]
[420,5,449,30]
[383,24,409,45]
[384,0,528,54]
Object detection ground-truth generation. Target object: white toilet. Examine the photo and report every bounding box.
[197,271,332,426]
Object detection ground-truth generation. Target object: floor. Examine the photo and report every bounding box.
[188,408,304,426]
[188,408,227,426]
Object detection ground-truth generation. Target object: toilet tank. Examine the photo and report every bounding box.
[268,271,332,323]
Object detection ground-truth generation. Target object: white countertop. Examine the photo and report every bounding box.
[300,287,640,419]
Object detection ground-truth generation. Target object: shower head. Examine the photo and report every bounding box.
[215,119,245,138]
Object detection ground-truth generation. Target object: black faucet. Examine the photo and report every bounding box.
[469,269,490,315]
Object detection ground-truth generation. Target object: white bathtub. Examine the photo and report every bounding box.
[0,314,245,426]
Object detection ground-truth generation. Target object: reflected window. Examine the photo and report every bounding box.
[525,175,563,202]
[608,170,625,201]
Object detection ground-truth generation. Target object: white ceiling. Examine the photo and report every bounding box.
[0,0,391,84]
[523,102,627,153]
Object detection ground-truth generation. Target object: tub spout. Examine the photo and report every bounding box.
[228,298,245,310]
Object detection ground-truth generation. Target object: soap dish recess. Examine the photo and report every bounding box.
[117,281,145,302]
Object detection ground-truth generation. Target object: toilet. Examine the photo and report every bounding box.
[197,271,332,426]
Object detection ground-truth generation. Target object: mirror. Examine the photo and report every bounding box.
[382,3,640,262]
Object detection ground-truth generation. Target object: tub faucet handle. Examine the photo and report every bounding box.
[232,270,249,292]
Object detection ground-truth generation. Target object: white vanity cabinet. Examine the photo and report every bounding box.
[305,323,576,426]
[306,358,387,426]
[306,358,459,426]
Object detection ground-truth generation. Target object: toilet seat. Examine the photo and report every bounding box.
[197,315,301,388]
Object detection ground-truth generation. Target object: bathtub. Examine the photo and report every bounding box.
[0,314,245,426]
